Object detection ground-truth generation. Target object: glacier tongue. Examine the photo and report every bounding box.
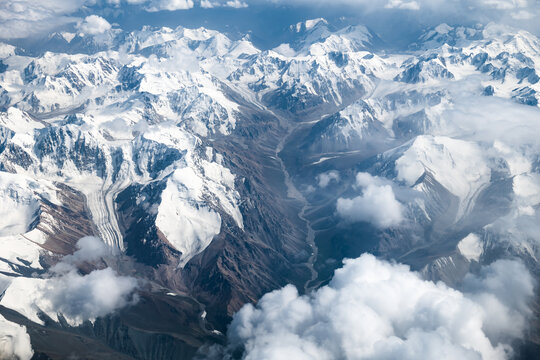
[85,183,126,251]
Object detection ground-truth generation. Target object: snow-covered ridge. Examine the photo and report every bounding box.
[0,24,253,263]
[395,135,491,220]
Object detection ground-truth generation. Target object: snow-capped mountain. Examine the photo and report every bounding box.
[0,17,539,360]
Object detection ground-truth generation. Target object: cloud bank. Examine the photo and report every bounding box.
[336,172,404,228]
[226,254,534,360]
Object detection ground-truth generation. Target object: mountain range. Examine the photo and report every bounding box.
[0,16,539,359]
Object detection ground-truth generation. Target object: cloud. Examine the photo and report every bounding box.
[199,0,247,8]
[200,0,219,7]
[0,0,87,39]
[481,0,529,10]
[252,0,540,36]
[145,0,195,11]
[45,237,138,325]
[0,237,138,326]
[224,254,534,360]
[511,9,535,19]
[317,170,340,188]
[225,0,248,8]
[107,0,148,4]
[336,172,404,228]
[0,0,198,39]
[2,0,539,40]
[260,0,537,12]
[461,259,534,343]
[50,236,109,273]
[77,15,112,35]
[0,315,33,360]
[513,173,540,206]
[458,233,483,262]
[42,267,138,325]
[385,0,421,10]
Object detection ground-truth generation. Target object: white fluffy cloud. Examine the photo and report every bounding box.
[0,237,138,326]
[77,15,112,35]
[458,233,483,262]
[50,236,110,274]
[336,172,404,228]
[226,254,534,360]
[461,259,534,343]
[0,315,33,360]
[107,0,148,4]
[513,173,540,207]
[481,0,530,10]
